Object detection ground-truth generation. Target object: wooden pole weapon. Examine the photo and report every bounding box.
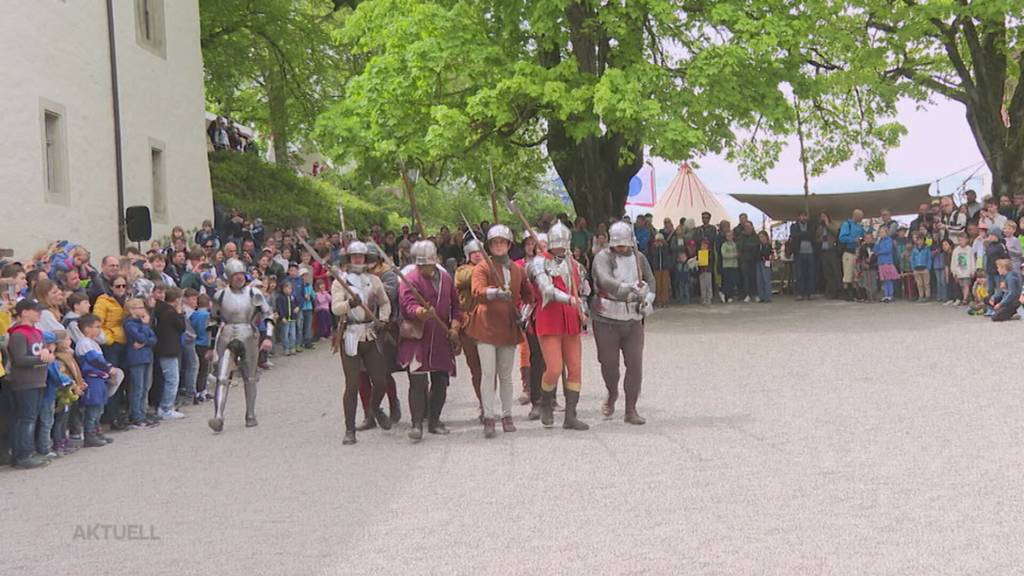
[460,211,507,291]
[506,199,585,319]
[366,240,450,331]
[488,163,500,224]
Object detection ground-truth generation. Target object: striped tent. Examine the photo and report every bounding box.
[653,163,731,227]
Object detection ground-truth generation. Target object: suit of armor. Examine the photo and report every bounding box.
[528,221,591,430]
[208,280,274,431]
[590,222,656,424]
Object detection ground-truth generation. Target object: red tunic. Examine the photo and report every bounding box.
[532,255,583,337]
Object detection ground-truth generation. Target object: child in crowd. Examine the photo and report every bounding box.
[62,292,93,345]
[857,232,877,302]
[938,239,955,304]
[192,293,212,402]
[36,330,66,458]
[673,240,693,305]
[910,234,932,302]
[179,288,200,403]
[990,259,1021,322]
[53,331,84,455]
[951,234,975,305]
[876,227,899,303]
[277,280,299,355]
[75,314,124,447]
[313,277,333,339]
[931,238,948,303]
[698,239,713,305]
[719,231,739,303]
[1003,221,1021,272]
[967,275,989,315]
[153,287,186,420]
[123,298,158,428]
[649,234,671,307]
[756,231,773,303]
[984,228,1008,297]
[301,268,316,348]
[6,299,55,469]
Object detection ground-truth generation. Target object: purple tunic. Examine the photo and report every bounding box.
[397,267,463,375]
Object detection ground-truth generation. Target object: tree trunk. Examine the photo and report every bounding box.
[265,59,290,167]
[547,119,643,226]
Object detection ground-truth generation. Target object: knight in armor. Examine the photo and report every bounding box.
[528,221,591,431]
[355,244,402,429]
[454,239,485,420]
[590,221,656,425]
[208,258,275,432]
[464,224,533,438]
[331,241,393,445]
[396,241,463,442]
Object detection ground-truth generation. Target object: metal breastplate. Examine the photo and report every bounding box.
[595,252,642,322]
[344,272,372,323]
[219,288,257,325]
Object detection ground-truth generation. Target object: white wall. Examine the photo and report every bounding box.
[0,0,212,261]
[116,0,212,244]
[0,1,119,259]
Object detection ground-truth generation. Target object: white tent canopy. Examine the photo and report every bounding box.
[653,163,731,228]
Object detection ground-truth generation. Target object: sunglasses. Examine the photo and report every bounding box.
[113,283,127,288]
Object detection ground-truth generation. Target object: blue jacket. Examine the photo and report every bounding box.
[190,309,211,347]
[45,362,71,404]
[931,248,945,270]
[838,219,865,252]
[635,227,652,253]
[875,237,894,266]
[76,340,113,407]
[301,284,315,311]
[123,317,157,367]
[910,246,932,270]
[997,270,1021,308]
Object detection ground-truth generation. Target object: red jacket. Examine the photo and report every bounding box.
[533,255,583,337]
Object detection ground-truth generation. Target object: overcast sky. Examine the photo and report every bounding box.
[647,95,989,219]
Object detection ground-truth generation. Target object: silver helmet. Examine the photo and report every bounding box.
[224,258,246,278]
[346,241,369,256]
[463,239,483,260]
[411,240,438,265]
[608,221,635,248]
[487,224,513,244]
[547,221,571,252]
[346,241,369,273]
[364,243,380,262]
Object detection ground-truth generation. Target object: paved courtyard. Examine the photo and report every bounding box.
[2,299,1022,575]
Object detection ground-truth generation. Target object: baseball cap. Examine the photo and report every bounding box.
[15,298,46,315]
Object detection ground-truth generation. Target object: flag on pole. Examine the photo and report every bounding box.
[625,163,656,207]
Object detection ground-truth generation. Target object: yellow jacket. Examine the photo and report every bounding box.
[0,307,10,379]
[94,294,127,345]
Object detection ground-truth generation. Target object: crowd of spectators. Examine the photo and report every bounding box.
[3,189,1021,469]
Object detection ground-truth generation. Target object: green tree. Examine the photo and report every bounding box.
[200,0,349,165]
[853,1,1023,197]
[317,0,903,225]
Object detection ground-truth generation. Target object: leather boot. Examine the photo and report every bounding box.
[601,393,618,418]
[483,418,497,439]
[540,389,555,428]
[562,390,590,431]
[528,403,542,421]
[428,420,450,435]
[408,422,423,442]
[518,367,531,405]
[374,408,392,431]
[342,430,357,445]
[208,417,224,432]
[501,416,516,433]
[389,400,402,424]
[356,417,377,431]
[245,415,258,428]
[624,409,646,425]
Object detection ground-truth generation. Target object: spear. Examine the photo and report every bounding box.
[460,211,507,290]
[366,240,451,332]
[297,235,381,325]
[488,163,500,224]
[506,199,585,319]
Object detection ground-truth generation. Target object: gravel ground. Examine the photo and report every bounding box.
[2,298,1023,576]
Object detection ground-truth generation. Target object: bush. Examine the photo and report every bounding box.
[208,152,395,233]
